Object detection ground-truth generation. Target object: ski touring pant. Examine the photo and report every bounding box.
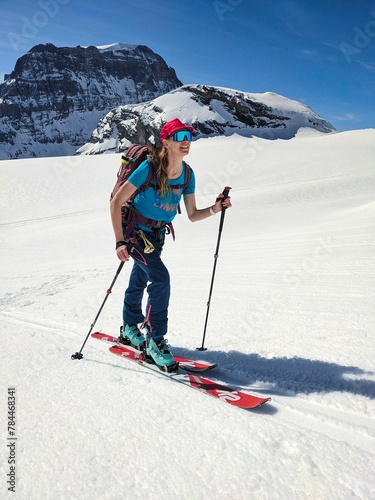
[122,229,169,338]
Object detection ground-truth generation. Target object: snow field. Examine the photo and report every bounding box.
[1,129,375,499]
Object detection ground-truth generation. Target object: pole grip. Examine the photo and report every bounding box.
[222,186,231,198]
[216,186,232,205]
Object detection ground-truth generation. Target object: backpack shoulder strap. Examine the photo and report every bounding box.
[175,162,193,214]
[138,156,157,192]
[182,161,192,191]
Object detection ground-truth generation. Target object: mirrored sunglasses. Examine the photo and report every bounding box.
[171,130,192,142]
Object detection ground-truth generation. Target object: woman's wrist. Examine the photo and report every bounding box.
[209,206,217,216]
[116,240,127,249]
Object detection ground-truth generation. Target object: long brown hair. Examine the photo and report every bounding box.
[153,145,170,198]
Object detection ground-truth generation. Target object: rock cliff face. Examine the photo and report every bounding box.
[0,43,182,159]
[77,84,336,155]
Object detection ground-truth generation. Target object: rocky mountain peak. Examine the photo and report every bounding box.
[77,84,335,155]
[0,43,182,159]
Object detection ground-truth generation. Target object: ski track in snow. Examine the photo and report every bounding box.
[1,131,375,499]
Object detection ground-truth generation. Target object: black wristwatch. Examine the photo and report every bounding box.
[115,240,127,250]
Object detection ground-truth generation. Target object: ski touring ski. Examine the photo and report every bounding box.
[91,332,217,373]
[92,333,271,410]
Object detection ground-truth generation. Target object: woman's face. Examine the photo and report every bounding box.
[163,130,191,157]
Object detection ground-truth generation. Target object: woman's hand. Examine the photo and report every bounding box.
[212,193,232,213]
[116,243,131,262]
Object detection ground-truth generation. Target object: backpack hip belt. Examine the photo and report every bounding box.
[123,205,175,241]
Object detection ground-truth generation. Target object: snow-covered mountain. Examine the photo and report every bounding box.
[77,84,336,155]
[0,43,182,159]
[0,43,336,160]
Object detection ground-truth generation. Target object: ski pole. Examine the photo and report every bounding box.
[197,186,231,351]
[71,261,125,360]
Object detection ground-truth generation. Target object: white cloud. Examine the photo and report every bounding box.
[359,61,375,73]
[334,113,357,122]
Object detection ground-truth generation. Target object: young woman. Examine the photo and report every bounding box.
[110,118,232,370]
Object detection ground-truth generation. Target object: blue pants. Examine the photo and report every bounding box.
[123,230,169,338]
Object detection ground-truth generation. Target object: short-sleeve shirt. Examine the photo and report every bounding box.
[128,159,195,226]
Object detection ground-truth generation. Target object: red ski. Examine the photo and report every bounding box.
[109,343,271,410]
[91,332,217,373]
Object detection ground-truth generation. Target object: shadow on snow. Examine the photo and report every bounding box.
[173,346,375,400]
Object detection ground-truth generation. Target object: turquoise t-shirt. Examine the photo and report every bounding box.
[128,159,195,226]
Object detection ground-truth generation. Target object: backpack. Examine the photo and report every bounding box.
[110,144,154,201]
[111,144,192,240]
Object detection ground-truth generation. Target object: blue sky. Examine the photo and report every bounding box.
[0,0,374,131]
